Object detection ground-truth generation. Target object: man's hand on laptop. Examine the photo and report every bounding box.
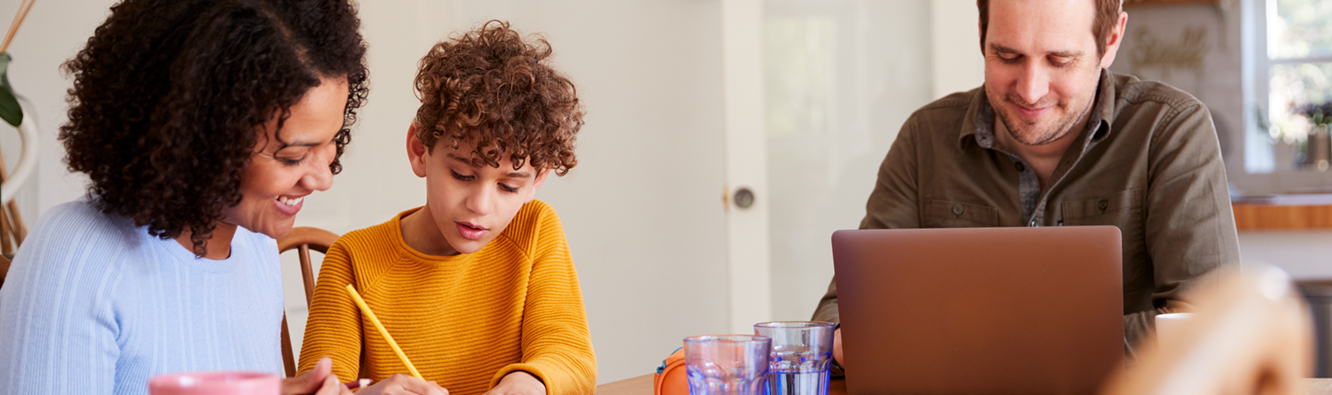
[833,327,843,368]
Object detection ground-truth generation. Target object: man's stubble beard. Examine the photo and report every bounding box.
[995,93,1094,147]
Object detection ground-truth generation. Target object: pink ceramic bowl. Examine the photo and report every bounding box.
[148,371,280,395]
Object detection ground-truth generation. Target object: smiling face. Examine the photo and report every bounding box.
[982,0,1124,147]
[220,77,349,239]
[407,125,549,255]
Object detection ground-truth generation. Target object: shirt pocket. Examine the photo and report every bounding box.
[923,199,1000,228]
[1060,188,1147,291]
[1060,188,1145,224]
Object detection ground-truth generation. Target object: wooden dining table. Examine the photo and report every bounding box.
[594,373,1332,395]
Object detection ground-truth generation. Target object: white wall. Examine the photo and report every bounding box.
[1239,230,1332,279]
[930,0,983,99]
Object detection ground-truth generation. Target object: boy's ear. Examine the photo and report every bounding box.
[407,124,429,178]
[525,168,551,203]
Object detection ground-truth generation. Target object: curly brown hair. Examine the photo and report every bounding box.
[59,0,369,255]
[414,20,583,176]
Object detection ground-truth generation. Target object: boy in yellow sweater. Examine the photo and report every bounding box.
[298,20,594,395]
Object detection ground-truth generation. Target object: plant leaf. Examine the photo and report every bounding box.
[0,86,21,128]
[0,53,23,127]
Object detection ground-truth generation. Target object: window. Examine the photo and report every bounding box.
[1239,0,1332,192]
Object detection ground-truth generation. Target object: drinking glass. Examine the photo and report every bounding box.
[755,321,837,395]
[684,335,771,395]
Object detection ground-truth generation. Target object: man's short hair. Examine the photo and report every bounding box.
[977,0,1123,57]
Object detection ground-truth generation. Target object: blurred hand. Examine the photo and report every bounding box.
[833,327,843,368]
[357,374,448,395]
[282,357,352,395]
[483,371,545,395]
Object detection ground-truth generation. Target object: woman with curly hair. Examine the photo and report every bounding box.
[297,20,594,395]
[0,0,368,394]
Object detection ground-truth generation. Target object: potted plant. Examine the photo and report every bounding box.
[1294,101,1332,171]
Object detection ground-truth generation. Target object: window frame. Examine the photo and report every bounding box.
[1232,0,1332,195]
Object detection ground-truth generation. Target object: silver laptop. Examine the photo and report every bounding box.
[832,226,1123,395]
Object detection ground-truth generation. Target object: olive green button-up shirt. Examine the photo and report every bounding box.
[813,69,1241,350]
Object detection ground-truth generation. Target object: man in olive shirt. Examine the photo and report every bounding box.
[814,0,1240,363]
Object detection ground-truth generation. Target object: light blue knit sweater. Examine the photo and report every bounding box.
[0,200,283,395]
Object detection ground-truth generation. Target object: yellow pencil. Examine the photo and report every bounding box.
[344,284,424,380]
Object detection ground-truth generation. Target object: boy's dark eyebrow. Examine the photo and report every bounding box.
[445,153,533,178]
[446,153,474,164]
[987,43,1082,58]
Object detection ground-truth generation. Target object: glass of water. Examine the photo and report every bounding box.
[684,335,771,395]
[754,321,837,395]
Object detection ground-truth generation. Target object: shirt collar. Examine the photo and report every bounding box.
[959,68,1116,150]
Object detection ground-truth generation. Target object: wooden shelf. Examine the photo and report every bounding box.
[1232,203,1332,230]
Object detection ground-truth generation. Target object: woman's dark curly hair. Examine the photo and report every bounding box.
[59,0,369,255]
[414,20,583,176]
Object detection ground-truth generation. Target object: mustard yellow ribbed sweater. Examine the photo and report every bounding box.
[297,200,596,395]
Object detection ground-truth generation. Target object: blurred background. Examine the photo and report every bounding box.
[1,0,1329,384]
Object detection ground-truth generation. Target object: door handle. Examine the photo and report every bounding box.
[733,187,755,209]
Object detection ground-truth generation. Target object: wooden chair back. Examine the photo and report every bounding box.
[0,147,29,258]
[0,254,10,289]
[277,227,339,378]
[1099,267,1313,395]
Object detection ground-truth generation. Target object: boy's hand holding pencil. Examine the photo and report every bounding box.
[345,284,449,395]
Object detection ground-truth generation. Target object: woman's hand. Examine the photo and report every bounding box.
[282,357,352,395]
[356,374,448,395]
[483,371,545,395]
